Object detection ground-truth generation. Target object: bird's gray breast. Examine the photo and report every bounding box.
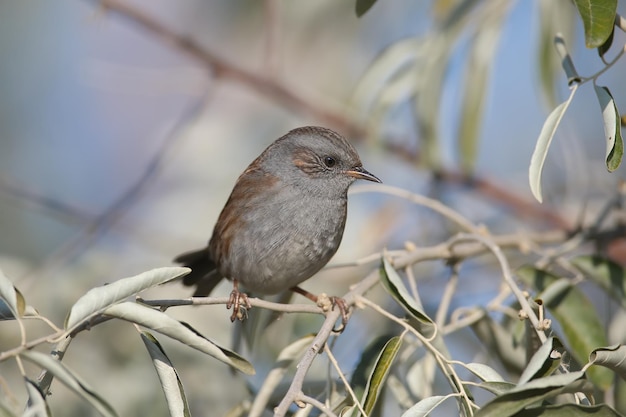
[228,189,348,294]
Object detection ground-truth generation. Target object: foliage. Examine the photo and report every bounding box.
[2,1,626,416]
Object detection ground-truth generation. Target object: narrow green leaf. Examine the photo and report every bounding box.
[571,255,626,308]
[0,397,17,417]
[518,337,564,384]
[594,85,624,171]
[355,0,378,17]
[24,378,51,417]
[515,403,624,416]
[473,381,516,396]
[469,309,526,373]
[415,37,448,169]
[457,2,508,174]
[400,394,455,417]
[379,257,435,337]
[0,269,24,318]
[462,363,506,383]
[140,332,190,417]
[529,87,578,203]
[359,335,403,416]
[351,38,422,116]
[65,267,190,330]
[20,350,119,417]
[588,344,626,381]
[104,302,255,375]
[537,1,576,108]
[475,371,590,417]
[573,0,617,48]
[597,26,615,58]
[517,266,612,389]
[0,404,16,417]
[351,334,397,401]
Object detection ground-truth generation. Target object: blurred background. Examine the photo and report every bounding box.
[1,0,626,415]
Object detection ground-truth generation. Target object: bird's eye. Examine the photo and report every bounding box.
[323,156,336,168]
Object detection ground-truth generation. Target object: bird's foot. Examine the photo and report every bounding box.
[227,288,251,322]
[318,294,350,333]
[291,286,351,333]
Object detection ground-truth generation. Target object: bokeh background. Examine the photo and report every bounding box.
[1,0,626,415]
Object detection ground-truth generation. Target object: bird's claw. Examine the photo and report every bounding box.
[330,296,350,333]
[227,288,251,322]
[316,293,350,333]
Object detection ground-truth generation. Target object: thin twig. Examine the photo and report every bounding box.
[324,344,367,417]
[296,394,339,417]
[436,263,460,328]
[351,184,480,233]
[451,233,546,343]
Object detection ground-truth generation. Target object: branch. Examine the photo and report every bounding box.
[137,295,321,315]
[91,0,359,136]
[87,0,571,231]
[273,269,380,416]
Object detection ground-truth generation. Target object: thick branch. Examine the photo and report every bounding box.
[92,0,359,136]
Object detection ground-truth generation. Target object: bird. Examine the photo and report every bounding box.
[174,126,381,326]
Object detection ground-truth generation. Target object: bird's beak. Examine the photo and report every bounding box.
[345,166,382,183]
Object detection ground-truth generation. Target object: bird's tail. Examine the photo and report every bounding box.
[173,249,223,297]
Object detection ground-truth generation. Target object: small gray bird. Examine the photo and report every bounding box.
[174,126,381,324]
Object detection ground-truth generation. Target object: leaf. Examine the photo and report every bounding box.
[65,267,190,330]
[0,269,25,318]
[474,371,591,417]
[355,0,378,17]
[351,38,422,116]
[20,350,119,417]
[515,403,624,416]
[0,397,17,417]
[537,1,576,109]
[351,334,397,400]
[597,26,615,58]
[462,363,506,383]
[571,255,626,308]
[358,335,403,417]
[469,308,526,373]
[472,381,517,396]
[588,344,626,381]
[140,332,190,417]
[529,86,578,203]
[518,337,564,384]
[24,378,51,417]
[554,34,581,85]
[379,257,435,337]
[594,85,624,171]
[573,0,617,48]
[457,2,508,174]
[103,302,255,375]
[400,394,455,417]
[517,266,612,389]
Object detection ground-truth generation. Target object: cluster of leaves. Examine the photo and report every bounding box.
[530,0,625,202]
[0,267,254,417]
[355,0,625,200]
[322,256,626,417]
[3,249,626,417]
